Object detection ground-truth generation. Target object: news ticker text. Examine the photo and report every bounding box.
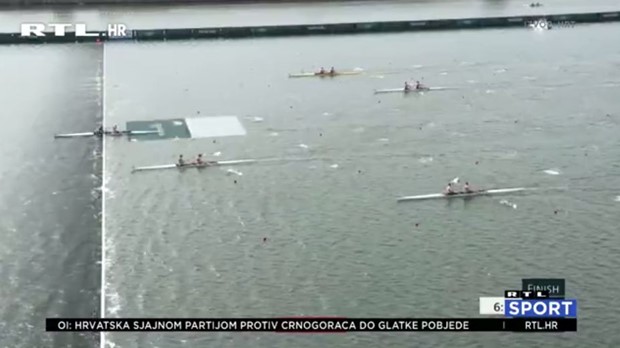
[46,318,577,332]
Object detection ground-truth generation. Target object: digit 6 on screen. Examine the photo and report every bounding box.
[479,297,505,315]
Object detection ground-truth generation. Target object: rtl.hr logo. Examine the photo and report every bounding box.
[21,23,128,37]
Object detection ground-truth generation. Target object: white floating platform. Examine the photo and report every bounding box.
[185,116,247,139]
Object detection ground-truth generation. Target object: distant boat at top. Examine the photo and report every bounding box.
[374,86,455,94]
[289,69,362,78]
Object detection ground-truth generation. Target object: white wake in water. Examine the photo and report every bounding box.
[615,196,620,202]
[544,169,560,175]
[500,199,518,209]
[226,169,243,176]
[103,233,122,317]
[419,156,433,164]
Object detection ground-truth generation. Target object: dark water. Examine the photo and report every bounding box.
[0,44,102,347]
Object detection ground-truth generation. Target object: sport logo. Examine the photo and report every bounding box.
[21,23,128,38]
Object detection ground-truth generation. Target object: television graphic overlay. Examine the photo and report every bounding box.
[46,317,577,333]
[522,279,566,298]
[478,278,577,330]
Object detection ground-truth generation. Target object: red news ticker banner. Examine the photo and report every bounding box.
[46,318,577,332]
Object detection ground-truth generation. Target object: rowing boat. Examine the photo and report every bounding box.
[131,159,256,173]
[374,87,453,94]
[54,130,158,138]
[288,71,361,78]
[397,188,527,202]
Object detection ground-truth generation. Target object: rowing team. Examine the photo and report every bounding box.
[444,181,477,195]
[95,125,121,136]
[177,154,216,167]
[316,67,337,75]
[404,81,425,91]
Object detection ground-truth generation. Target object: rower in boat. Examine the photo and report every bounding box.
[111,125,121,135]
[404,81,412,91]
[444,183,457,195]
[463,182,474,193]
[196,154,218,167]
[415,80,424,90]
[318,67,326,75]
[95,125,104,137]
[177,155,185,167]
[329,67,336,75]
[194,154,204,166]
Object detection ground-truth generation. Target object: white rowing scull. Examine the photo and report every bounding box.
[132,159,256,173]
[54,130,158,138]
[289,71,361,78]
[397,187,528,202]
[374,86,454,94]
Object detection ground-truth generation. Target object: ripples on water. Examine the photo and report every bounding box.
[97,23,620,348]
[2,12,620,348]
[0,45,103,347]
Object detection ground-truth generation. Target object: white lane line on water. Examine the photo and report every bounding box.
[101,41,107,348]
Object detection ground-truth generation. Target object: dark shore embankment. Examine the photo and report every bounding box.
[2,10,619,44]
[2,0,388,7]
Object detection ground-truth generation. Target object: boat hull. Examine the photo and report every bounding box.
[120,130,159,135]
[132,159,256,172]
[289,71,361,78]
[397,188,527,202]
[54,130,158,138]
[374,87,453,94]
[54,132,98,138]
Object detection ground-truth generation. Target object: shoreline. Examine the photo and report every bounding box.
[3,0,384,8]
